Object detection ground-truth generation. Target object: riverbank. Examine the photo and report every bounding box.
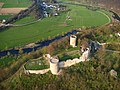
[0,30,78,58]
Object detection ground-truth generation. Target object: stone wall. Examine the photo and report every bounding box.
[50,58,59,75]
[24,68,50,74]
[70,35,77,47]
[24,48,90,75]
[59,48,90,68]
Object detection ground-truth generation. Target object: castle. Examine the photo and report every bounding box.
[24,35,100,75]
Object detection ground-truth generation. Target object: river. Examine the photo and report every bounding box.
[0,30,78,58]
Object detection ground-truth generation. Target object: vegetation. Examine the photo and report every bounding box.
[0,49,120,90]
[0,22,120,89]
[106,43,120,51]
[58,53,80,61]
[0,0,32,8]
[0,57,17,68]
[14,15,36,24]
[0,15,12,21]
[25,58,49,70]
[0,4,111,50]
[65,0,120,14]
[0,0,120,90]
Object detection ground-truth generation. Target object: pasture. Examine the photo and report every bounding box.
[0,8,27,15]
[0,14,12,20]
[0,5,111,50]
[0,0,32,8]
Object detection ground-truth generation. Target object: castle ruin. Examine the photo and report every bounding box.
[24,35,100,75]
[70,35,77,47]
[50,58,59,75]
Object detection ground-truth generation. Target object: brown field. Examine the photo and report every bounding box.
[0,2,4,8]
[0,2,27,15]
[0,8,27,14]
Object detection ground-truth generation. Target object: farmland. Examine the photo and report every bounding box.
[0,4,111,50]
[0,0,32,8]
[0,0,32,21]
[0,14,12,20]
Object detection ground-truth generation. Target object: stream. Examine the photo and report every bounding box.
[0,30,78,58]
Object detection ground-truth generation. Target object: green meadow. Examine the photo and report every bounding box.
[0,5,111,50]
[0,0,32,8]
[0,15,12,20]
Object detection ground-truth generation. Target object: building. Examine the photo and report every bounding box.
[70,35,77,47]
[50,58,59,75]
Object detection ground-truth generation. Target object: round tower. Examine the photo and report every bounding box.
[70,35,77,47]
[50,58,59,75]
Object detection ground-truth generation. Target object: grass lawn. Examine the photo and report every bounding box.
[0,14,12,20]
[0,5,111,50]
[25,59,49,70]
[59,54,80,61]
[0,0,32,8]
[14,15,36,24]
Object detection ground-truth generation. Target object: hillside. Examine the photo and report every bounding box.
[0,23,120,90]
[94,0,120,14]
[70,0,120,14]
[0,0,120,90]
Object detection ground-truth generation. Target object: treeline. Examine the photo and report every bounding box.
[0,46,120,90]
[70,0,120,14]
[0,50,43,82]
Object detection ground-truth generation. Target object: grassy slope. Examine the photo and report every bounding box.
[0,57,16,68]
[0,15,12,20]
[67,5,110,26]
[0,5,110,50]
[0,0,32,8]
[1,51,120,90]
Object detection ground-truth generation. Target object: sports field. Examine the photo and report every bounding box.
[0,0,32,8]
[0,5,111,50]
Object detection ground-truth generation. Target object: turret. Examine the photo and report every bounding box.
[50,58,59,75]
[70,35,77,47]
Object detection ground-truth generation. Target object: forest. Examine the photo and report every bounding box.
[70,0,120,14]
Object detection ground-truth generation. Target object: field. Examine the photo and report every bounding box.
[0,8,27,14]
[0,5,111,50]
[0,0,32,20]
[0,0,32,8]
[0,15,12,20]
